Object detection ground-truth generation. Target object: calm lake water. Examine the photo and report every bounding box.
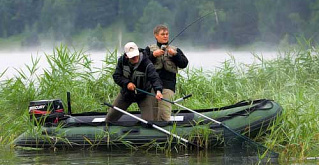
[0,49,277,80]
[1,147,281,164]
[0,49,286,164]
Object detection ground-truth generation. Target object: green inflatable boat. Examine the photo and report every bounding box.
[14,99,282,149]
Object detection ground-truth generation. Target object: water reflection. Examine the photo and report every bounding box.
[7,147,280,165]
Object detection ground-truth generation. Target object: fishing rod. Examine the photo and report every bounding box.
[167,10,217,47]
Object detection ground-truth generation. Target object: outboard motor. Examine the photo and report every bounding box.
[29,99,65,124]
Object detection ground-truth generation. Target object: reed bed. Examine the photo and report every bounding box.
[1,40,319,160]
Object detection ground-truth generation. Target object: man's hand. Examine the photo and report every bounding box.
[167,47,177,56]
[153,49,165,57]
[155,90,163,101]
[127,82,136,91]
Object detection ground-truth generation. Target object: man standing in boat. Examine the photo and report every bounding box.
[105,42,163,122]
[145,25,188,121]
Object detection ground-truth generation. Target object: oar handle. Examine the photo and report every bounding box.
[103,102,114,108]
[174,94,192,103]
[183,94,192,100]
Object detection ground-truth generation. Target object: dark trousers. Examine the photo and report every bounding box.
[105,93,154,122]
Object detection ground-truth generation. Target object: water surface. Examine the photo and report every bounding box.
[0,49,277,80]
[1,147,280,164]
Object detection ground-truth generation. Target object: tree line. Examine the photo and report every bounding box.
[0,0,317,49]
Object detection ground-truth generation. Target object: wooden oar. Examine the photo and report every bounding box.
[102,102,201,149]
[136,88,278,156]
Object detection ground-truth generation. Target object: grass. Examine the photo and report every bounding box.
[1,38,319,161]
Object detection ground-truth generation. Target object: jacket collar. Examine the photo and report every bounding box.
[156,41,168,48]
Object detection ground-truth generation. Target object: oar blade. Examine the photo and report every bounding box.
[222,124,279,159]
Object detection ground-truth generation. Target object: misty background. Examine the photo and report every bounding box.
[0,0,316,51]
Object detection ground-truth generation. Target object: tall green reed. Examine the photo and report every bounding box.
[0,45,118,145]
[1,39,319,160]
[177,38,319,160]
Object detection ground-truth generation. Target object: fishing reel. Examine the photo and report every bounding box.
[161,45,167,51]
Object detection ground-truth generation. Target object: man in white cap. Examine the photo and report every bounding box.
[105,42,163,122]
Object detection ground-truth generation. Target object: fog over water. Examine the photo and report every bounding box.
[0,49,277,81]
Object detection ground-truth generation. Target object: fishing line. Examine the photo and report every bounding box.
[168,10,216,46]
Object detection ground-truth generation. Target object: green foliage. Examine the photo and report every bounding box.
[39,0,77,42]
[134,0,174,42]
[1,0,319,48]
[21,24,40,47]
[173,39,319,159]
[1,41,319,160]
[87,24,106,50]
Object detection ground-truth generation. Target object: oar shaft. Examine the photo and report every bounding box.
[136,88,173,103]
[136,88,220,124]
[104,103,189,144]
[174,102,222,125]
[112,106,148,124]
[151,124,189,143]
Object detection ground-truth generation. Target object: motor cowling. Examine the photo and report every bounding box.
[29,99,65,123]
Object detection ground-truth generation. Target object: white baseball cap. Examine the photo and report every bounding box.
[124,42,139,58]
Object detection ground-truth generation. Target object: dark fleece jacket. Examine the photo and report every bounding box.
[113,48,163,101]
[145,42,188,92]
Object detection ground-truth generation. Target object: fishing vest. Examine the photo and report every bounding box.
[122,54,151,90]
[149,44,178,73]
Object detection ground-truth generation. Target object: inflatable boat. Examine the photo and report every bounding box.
[14,98,282,149]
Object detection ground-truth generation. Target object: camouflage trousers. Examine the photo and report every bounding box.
[153,89,175,121]
[105,93,154,122]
